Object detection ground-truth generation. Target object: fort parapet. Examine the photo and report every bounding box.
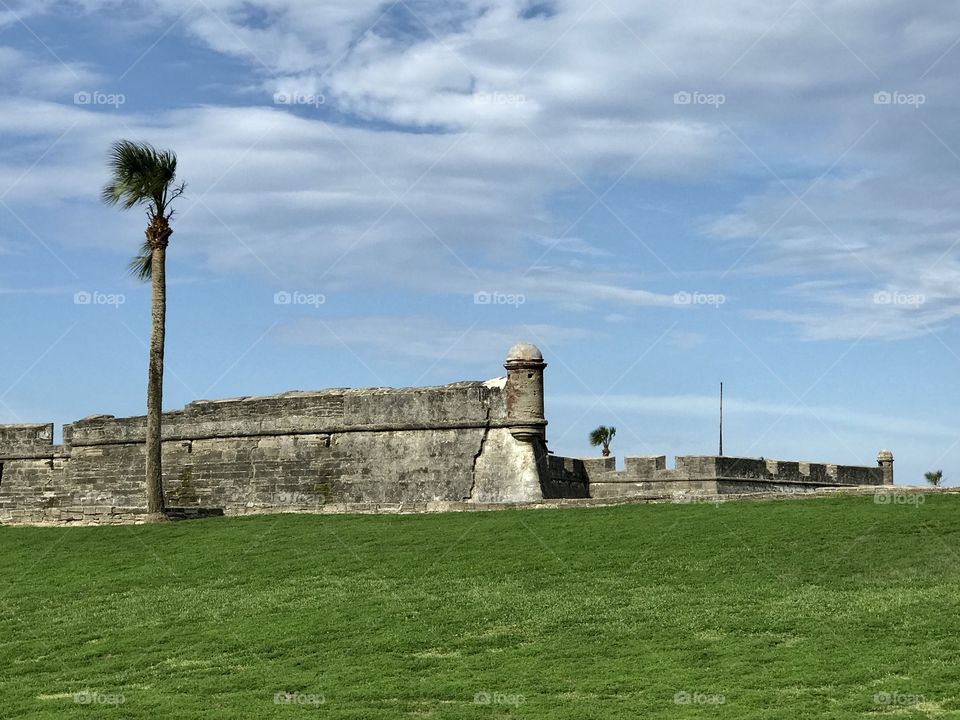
[551,452,890,499]
[0,343,890,524]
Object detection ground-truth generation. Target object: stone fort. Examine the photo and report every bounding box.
[0,343,893,523]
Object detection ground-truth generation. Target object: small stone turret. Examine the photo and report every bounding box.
[877,449,894,486]
[504,342,547,443]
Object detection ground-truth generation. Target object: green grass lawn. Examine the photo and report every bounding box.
[2,495,959,719]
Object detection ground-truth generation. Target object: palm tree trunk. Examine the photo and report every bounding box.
[145,242,166,517]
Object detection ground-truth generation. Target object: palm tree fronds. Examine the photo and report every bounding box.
[128,239,153,281]
[589,426,612,447]
[102,139,184,280]
[101,140,180,214]
[589,425,617,458]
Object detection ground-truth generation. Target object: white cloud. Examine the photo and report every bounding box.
[273,315,589,366]
[532,236,611,257]
[666,330,706,350]
[551,392,956,440]
[0,98,696,313]
[0,47,104,99]
[0,238,25,256]
[2,1,960,339]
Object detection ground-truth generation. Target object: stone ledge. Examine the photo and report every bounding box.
[2,486,955,526]
[67,419,514,447]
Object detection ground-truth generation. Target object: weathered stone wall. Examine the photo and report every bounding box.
[543,456,591,499]
[0,343,891,524]
[0,369,556,522]
[0,423,54,447]
[0,424,72,520]
[550,453,889,500]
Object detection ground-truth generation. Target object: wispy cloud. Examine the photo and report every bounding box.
[273,315,589,366]
[551,392,956,440]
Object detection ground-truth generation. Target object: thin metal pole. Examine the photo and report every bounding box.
[719,381,724,456]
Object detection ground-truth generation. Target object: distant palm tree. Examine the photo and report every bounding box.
[589,425,617,457]
[925,470,943,487]
[102,140,185,519]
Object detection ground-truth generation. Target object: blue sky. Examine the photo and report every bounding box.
[1,0,958,485]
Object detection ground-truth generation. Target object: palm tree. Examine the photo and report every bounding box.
[102,140,185,519]
[589,425,616,457]
[925,470,943,487]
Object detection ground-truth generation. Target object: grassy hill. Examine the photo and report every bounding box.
[1,494,958,719]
